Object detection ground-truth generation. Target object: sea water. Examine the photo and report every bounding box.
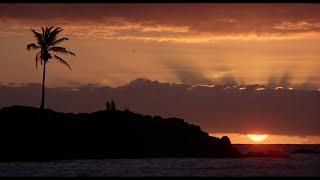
[0,144,319,177]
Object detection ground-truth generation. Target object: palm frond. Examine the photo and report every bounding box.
[52,28,63,38]
[41,26,45,36]
[47,27,63,46]
[49,46,75,56]
[47,26,54,33]
[28,26,74,70]
[31,29,43,46]
[35,51,41,68]
[42,26,49,47]
[43,26,56,47]
[52,27,62,33]
[27,43,40,50]
[52,54,72,70]
[48,46,66,51]
[52,38,69,46]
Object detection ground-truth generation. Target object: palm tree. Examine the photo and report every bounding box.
[27,26,75,110]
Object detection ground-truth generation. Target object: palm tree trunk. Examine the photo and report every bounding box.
[40,62,46,110]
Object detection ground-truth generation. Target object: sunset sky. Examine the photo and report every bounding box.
[1,3,320,143]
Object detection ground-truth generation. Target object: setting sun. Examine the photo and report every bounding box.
[247,134,269,142]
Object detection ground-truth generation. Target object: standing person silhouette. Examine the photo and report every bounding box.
[106,101,111,111]
[111,100,116,110]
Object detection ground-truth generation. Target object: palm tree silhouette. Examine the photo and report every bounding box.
[27,26,75,110]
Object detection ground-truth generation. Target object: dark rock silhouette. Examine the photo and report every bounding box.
[0,105,244,162]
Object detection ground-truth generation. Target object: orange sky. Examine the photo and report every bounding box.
[213,133,320,144]
[0,3,320,88]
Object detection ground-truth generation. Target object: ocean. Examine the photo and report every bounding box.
[0,144,319,177]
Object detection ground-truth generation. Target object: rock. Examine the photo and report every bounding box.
[221,136,231,145]
[0,106,241,161]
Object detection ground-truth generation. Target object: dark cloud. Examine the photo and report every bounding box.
[1,78,320,136]
[296,76,320,90]
[165,61,238,86]
[267,75,278,88]
[218,75,238,86]
[297,81,318,90]
[267,73,294,88]
[172,70,213,85]
[1,4,320,35]
[279,73,293,88]
[165,61,213,85]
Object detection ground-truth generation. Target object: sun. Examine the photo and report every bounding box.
[247,134,269,142]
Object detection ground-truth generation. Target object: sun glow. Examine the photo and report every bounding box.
[247,134,269,142]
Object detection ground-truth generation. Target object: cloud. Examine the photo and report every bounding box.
[165,61,239,86]
[1,78,320,136]
[279,73,293,88]
[296,76,320,90]
[165,61,214,85]
[266,73,294,88]
[273,21,320,32]
[2,4,320,42]
[219,75,238,86]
